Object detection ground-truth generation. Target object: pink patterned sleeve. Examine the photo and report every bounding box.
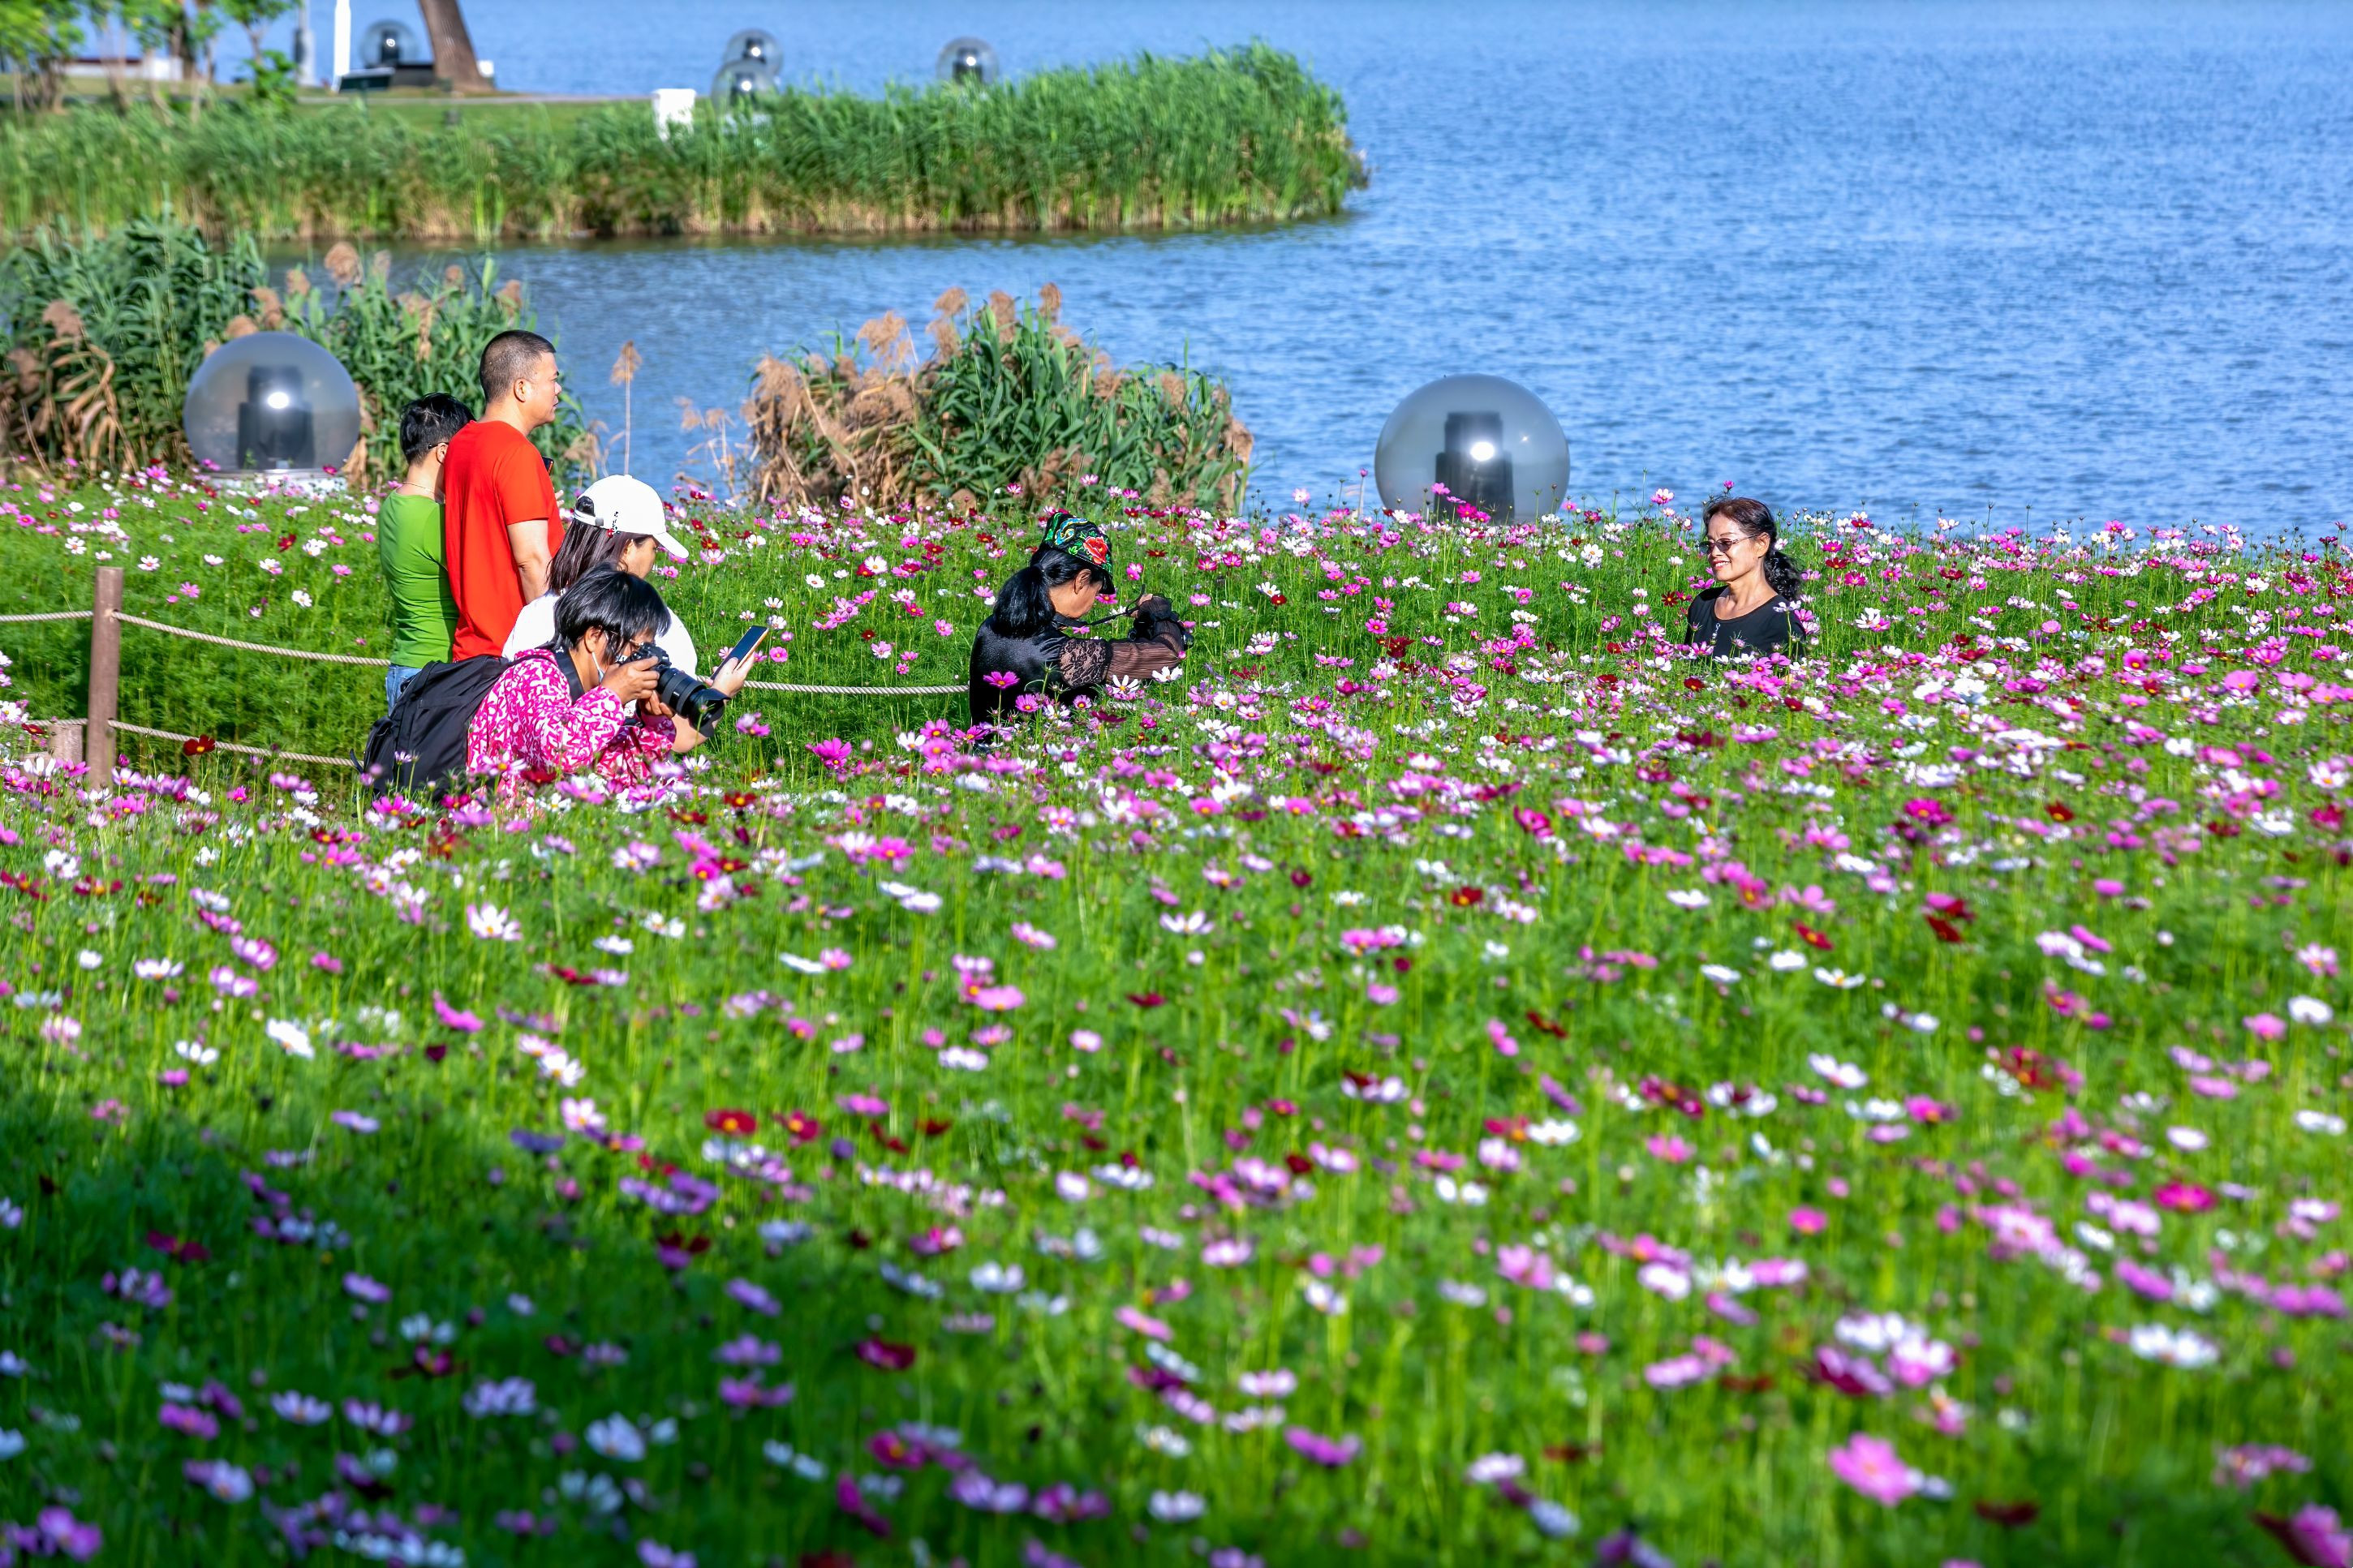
[603,710,678,779]
[501,659,631,773]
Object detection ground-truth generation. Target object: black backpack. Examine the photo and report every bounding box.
[358,655,512,797]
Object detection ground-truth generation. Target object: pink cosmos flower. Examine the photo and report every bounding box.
[2257,1505,2352,1568]
[1828,1431,1919,1506]
[2244,1013,2287,1042]
[1284,1427,1361,1467]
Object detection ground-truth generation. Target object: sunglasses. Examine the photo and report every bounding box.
[1699,535,1757,556]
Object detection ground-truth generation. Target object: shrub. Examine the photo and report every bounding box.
[745,286,1252,515]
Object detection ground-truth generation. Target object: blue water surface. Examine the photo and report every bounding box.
[252,0,2353,528]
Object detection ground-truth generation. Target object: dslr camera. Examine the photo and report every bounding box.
[627,647,730,738]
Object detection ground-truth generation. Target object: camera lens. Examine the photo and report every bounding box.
[653,661,729,739]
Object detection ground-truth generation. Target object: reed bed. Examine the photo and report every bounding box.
[746,285,1253,518]
[0,218,594,479]
[0,45,1361,243]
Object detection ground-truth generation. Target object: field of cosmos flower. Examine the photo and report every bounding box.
[0,468,2348,1568]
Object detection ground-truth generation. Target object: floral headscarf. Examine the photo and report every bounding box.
[1040,513,1111,569]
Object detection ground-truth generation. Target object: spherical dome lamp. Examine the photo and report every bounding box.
[1373,374,1569,524]
[710,58,778,107]
[935,36,999,87]
[182,333,363,479]
[359,18,420,67]
[722,28,781,67]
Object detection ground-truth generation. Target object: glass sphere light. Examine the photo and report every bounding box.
[721,28,781,67]
[710,58,778,105]
[935,36,1000,86]
[181,333,363,478]
[1372,373,1569,523]
[359,18,419,67]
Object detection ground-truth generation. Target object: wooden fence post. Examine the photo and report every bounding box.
[87,566,123,781]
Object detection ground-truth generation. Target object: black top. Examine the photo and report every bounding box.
[967,596,1190,727]
[1684,587,1802,658]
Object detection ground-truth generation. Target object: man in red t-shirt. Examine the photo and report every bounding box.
[443,330,566,659]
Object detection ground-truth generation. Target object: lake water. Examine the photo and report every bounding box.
[259,0,2353,529]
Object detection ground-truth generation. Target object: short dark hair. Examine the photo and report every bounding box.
[398,393,471,467]
[553,565,667,651]
[479,329,556,408]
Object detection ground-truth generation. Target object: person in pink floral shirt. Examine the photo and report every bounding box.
[467,568,684,800]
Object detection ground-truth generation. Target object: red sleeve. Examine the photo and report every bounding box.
[491,436,561,543]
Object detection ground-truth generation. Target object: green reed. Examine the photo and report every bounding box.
[0,45,1361,243]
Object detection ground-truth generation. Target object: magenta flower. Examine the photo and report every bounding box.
[1284,1426,1361,1467]
[1828,1432,1919,1506]
[2256,1505,2351,1568]
[2244,1012,2287,1042]
[341,1272,390,1304]
[431,993,483,1033]
[725,1278,781,1317]
[970,983,1025,1012]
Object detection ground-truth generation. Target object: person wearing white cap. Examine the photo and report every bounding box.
[500,474,748,752]
[501,475,699,672]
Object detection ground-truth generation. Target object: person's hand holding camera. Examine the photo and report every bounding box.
[597,642,663,707]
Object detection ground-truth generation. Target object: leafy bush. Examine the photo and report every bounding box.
[746,286,1253,516]
[0,217,593,480]
[0,45,1361,241]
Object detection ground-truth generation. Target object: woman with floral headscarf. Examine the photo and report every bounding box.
[967,513,1191,729]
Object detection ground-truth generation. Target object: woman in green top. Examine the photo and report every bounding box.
[377,395,471,711]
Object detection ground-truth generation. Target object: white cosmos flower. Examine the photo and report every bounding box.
[1699,964,1740,986]
[1813,968,1868,990]
[1149,1490,1206,1522]
[1809,1054,1868,1089]
[2287,995,2334,1026]
[970,1262,1025,1294]
[1766,950,1808,971]
[1666,889,1710,909]
[584,1415,646,1462]
[465,902,521,941]
[265,1019,313,1059]
[2127,1324,2218,1368]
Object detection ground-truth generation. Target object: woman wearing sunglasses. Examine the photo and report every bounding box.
[1685,496,1806,658]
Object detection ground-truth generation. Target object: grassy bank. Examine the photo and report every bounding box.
[0,46,1362,243]
[0,479,2347,1564]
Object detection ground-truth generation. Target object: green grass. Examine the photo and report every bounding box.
[0,475,2347,1564]
[0,45,1363,243]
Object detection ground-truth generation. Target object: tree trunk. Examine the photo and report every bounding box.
[418,0,490,93]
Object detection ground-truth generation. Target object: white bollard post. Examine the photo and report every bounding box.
[652,88,697,140]
[332,0,351,87]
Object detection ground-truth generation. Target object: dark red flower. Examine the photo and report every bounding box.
[1127,991,1166,1008]
[1795,923,1833,951]
[854,1336,916,1370]
[182,736,216,757]
[704,1107,758,1136]
[1449,886,1483,907]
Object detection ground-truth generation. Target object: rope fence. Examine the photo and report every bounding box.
[11,566,972,776]
[114,614,393,668]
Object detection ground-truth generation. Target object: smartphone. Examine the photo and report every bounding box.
[721,624,770,671]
